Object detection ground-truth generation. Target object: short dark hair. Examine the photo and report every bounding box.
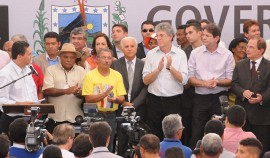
[0,134,10,158]
[226,105,246,127]
[204,120,224,137]
[11,41,30,59]
[112,23,128,33]
[185,22,202,32]
[9,118,28,143]
[239,138,263,156]
[91,33,112,55]
[44,32,60,42]
[186,19,200,25]
[228,38,248,53]
[42,145,62,158]
[88,121,111,147]
[243,20,260,34]
[200,19,211,25]
[177,25,186,30]
[141,20,155,30]
[72,133,92,157]
[165,147,184,158]
[203,23,221,43]
[139,134,160,154]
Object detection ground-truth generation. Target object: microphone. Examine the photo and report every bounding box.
[29,65,38,76]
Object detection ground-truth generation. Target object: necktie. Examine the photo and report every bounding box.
[127,61,134,94]
[251,61,257,81]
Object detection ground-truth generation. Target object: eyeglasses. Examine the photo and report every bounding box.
[98,56,113,61]
[142,29,154,33]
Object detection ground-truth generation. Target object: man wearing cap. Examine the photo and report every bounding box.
[43,43,86,133]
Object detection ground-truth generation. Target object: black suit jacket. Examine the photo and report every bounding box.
[136,42,146,59]
[111,57,147,109]
[112,45,118,59]
[232,58,270,125]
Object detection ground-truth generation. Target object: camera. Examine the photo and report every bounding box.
[212,95,229,122]
[25,107,47,152]
[75,103,103,133]
[116,107,150,158]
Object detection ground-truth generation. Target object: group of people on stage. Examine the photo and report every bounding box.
[1,18,270,158]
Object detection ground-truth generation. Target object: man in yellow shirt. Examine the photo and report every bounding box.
[82,48,126,152]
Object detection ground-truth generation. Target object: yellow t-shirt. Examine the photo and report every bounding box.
[82,68,126,112]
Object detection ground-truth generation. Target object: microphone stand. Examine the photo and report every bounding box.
[0,71,32,89]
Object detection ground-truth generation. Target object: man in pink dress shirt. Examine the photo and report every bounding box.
[223,105,256,153]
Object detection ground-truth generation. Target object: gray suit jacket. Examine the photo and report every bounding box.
[33,53,48,73]
[111,57,147,109]
[232,57,270,125]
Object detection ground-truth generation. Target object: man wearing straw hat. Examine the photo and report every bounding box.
[43,43,86,133]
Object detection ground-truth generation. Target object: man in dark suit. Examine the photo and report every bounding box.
[111,24,128,59]
[136,21,155,59]
[232,37,270,153]
[111,36,147,156]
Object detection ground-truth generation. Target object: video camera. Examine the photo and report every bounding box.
[116,107,150,158]
[75,103,103,133]
[212,95,229,122]
[25,107,47,152]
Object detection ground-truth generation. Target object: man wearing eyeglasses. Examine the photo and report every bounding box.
[143,22,188,141]
[82,48,126,152]
[136,21,155,59]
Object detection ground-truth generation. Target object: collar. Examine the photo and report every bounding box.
[12,143,25,149]
[92,147,109,153]
[59,63,75,71]
[11,60,29,75]
[225,127,244,132]
[125,57,136,65]
[203,45,223,54]
[156,44,177,54]
[250,57,263,65]
[46,53,59,61]
[163,138,182,143]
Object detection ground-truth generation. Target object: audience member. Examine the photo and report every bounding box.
[139,134,160,158]
[0,41,38,134]
[111,36,147,156]
[165,147,184,158]
[143,33,158,51]
[0,134,10,158]
[160,114,192,158]
[52,123,75,158]
[82,48,126,151]
[69,27,91,68]
[0,50,10,70]
[112,24,128,59]
[203,120,235,158]
[42,145,62,158]
[11,34,39,57]
[200,133,223,158]
[137,20,155,59]
[188,23,235,148]
[33,32,61,73]
[72,133,92,158]
[223,105,256,153]
[228,38,248,63]
[86,121,122,158]
[85,33,112,71]
[236,138,263,158]
[43,43,85,133]
[243,20,261,40]
[3,40,13,58]
[176,25,189,49]
[143,22,188,140]
[232,37,270,153]
[9,118,43,158]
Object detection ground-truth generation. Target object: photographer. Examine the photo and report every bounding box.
[160,114,191,158]
[9,118,43,158]
[223,105,256,153]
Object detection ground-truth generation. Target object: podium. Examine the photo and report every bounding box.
[2,104,55,115]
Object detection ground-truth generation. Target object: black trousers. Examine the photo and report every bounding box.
[243,119,270,154]
[0,113,24,135]
[190,91,227,149]
[146,93,182,141]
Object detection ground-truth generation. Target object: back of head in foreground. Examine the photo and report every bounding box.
[139,134,160,157]
[53,123,75,149]
[226,105,246,127]
[0,134,10,158]
[204,119,224,138]
[88,121,112,148]
[9,118,28,144]
[162,114,184,139]
[200,133,223,158]
[72,133,92,157]
[165,147,184,158]
[42,145,62,158]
